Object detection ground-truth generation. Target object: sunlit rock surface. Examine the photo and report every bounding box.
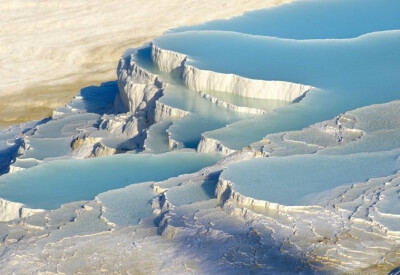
[0,0,292,128]
[0,0,399,273]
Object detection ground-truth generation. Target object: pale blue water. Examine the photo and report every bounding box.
[222,150,400,206]
[19,138,72,160]
[97,181,155,226]
[33,113,100,138]
[130,45,261,148]
[143,119,172,153]
[1,0,399,218]
[204,90,289,111]
[132,45,289,112]
[154,30,400,150]
[171,0,400,40]
[11,159,39,169]
[168,114,240,148]
[320,129,400,155]
[129,43,293,148]
[166,180,216,206]
[155,31,399,91]
[0,152,220,209]
[129,44,161,75]
[160,84,254,148]
[153,0,400,151]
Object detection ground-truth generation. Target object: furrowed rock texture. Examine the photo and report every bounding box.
[258,111,364,157]
[0,198,44,222]
[183,65,312,101]
[151,45,312,102]
[216,173,400,273]
[199,91,265,115]
[154,101,189,123]
[151,44,187,73]
[99,113,146,139]
[107,51,169,142]
[71,135,117,158]
[197,135,237,156]
[116,53,165,124]
[212,102,400,273]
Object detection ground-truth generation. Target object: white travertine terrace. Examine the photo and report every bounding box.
[0,198,44,222]
[197,135,237,156]
[0,0,296,127]
[198,91,266,115]
[154,101,189,123]
[0,0,399,272]
[0,101,399,274]
[211,101,400,272]
[151,45,312,102]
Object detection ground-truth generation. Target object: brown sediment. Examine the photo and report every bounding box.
[0,37,154,129]
[0,76,104,129]
[350,261,400,275]
[82,37,154,69]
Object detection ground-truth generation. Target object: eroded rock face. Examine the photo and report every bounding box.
[71,135,117,159]
[151,44,312,102]
[182,65,311,101]
[0,198,44,222]
[116,51,165,123]
[151,44,187,73]
[154,101,189,123]
[197,135,237,156]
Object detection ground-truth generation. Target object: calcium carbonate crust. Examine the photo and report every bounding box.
[151,44,312,102]
[0,198,44,222]
[199,91,266,115]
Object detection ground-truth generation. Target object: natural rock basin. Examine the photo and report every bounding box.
[221,150,400,206]
[0,0,399,273]
[0,152,220,209]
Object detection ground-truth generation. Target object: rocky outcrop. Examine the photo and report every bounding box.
[197,135,236,155]
[183,65,311,101]
[151,44,187,73]
[154,101,189,123]
[71,135,117,158]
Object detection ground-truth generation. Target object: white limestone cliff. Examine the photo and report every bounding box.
[0,198,44,222]
[151,44,312,102]
[199,91,265,115]
[71,135,117,158]
[99,113,146,139]
[115,50,165,123]
[151,44,187,73]
[183,65,312,101]
[197,135,236,156]
[8,165,25,173]
[154,101,189,123]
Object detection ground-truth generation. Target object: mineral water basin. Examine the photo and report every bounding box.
[166,179,217,206]
[0,151,220,209]
[160,84,254,148]
[19,137,72,160]
[132,45,262,148]
[221,149,400,206]
[133,45,290,112]
[171,0,400,40]
[153,29,400,150]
